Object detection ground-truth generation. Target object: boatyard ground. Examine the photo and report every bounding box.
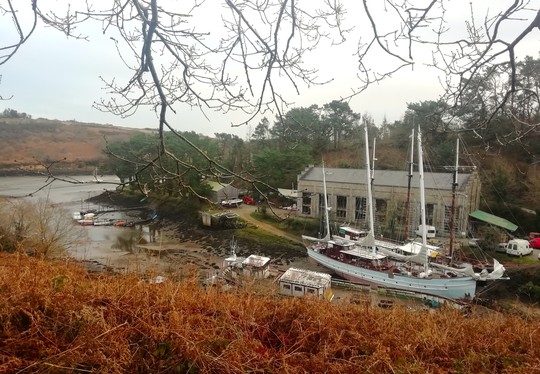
[81,192,540,315]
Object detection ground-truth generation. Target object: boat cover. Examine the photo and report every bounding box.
[469,210,518,232]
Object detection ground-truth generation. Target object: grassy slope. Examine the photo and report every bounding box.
[1,253,540,373]
[0,118,146,169]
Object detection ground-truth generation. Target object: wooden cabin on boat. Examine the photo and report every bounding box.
[222,254,271,279]
[279,268,333,301]
[241,254,271,278]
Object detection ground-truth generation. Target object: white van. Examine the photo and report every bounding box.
[505,239,532,257]
[415,225,437,239]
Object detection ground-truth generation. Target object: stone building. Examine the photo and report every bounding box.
[296,165,481,239]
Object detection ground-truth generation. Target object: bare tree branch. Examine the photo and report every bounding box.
[1,0,539,204]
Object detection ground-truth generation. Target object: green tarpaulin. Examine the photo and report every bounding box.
[469,210,518,232]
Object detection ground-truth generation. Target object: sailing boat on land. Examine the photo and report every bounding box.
[349,124,406,253]
[372,135,505,279]
[301,126,505,300]
[334,127,433,259]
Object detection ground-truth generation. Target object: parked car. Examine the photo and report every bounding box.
[530,238,540,249]
[242,195,256,205]
[496,243,508,253]
[529,232,540,240]
[506,239,533,257]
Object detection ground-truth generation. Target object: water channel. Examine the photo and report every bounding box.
[0,175,150,268]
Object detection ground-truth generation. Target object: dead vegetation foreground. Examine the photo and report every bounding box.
[1,252,540,374]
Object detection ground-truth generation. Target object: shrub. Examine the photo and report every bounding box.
[518,281,540,302]
[1,253,540,373]
[0,199,81,258]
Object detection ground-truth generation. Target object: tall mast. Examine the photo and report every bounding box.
[322,161,331,241]
[371,137,377,183]
[449,138,459,260]
[364,122,375,241]
[417,128,429,271]
[404,128,415,241]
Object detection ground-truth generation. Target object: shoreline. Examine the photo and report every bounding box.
[67,222,222,277]
[68,199,316,280]
[81,191,314,275]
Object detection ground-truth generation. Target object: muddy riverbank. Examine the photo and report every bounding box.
[83,191,317,278]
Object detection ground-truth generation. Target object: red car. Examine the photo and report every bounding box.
[529,238,540,249]
[242,195,256,205]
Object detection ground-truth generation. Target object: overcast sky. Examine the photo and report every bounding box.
[0,1,538,138]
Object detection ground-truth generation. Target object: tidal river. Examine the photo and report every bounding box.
[0,175,147,267]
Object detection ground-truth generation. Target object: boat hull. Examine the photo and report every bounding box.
[307,248,476,299]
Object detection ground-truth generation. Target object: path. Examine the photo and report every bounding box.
[231,204,303,243]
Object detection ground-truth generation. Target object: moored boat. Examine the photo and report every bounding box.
[78,219,95,226]
[93,219,115,226]
[302,125,505,300]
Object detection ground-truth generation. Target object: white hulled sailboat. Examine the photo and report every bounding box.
[302,125,505,300]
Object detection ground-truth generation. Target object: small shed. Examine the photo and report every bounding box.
[242,255,271,279]
[279,268,333,300]
[207,181,241,203]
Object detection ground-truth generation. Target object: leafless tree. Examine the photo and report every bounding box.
[0,198,84,258]
[1,0,538,199]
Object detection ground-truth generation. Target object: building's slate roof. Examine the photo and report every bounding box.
[206,181,232,191]
[299,167,472,191]
[279,267,331,288]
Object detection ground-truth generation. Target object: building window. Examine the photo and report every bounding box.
[306,288,316,294]
[375,199,387,223]
[443,205,461,235]
[282,284,291,290]
[355,197,366,220]
[294,286,303,292]
[302,192,311,215]
[416,204,434,230]
[375,199,387,215]
[336,195,347,218]
[302,192,311,205]
[318,193,330,209]
[426,204,434,225]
